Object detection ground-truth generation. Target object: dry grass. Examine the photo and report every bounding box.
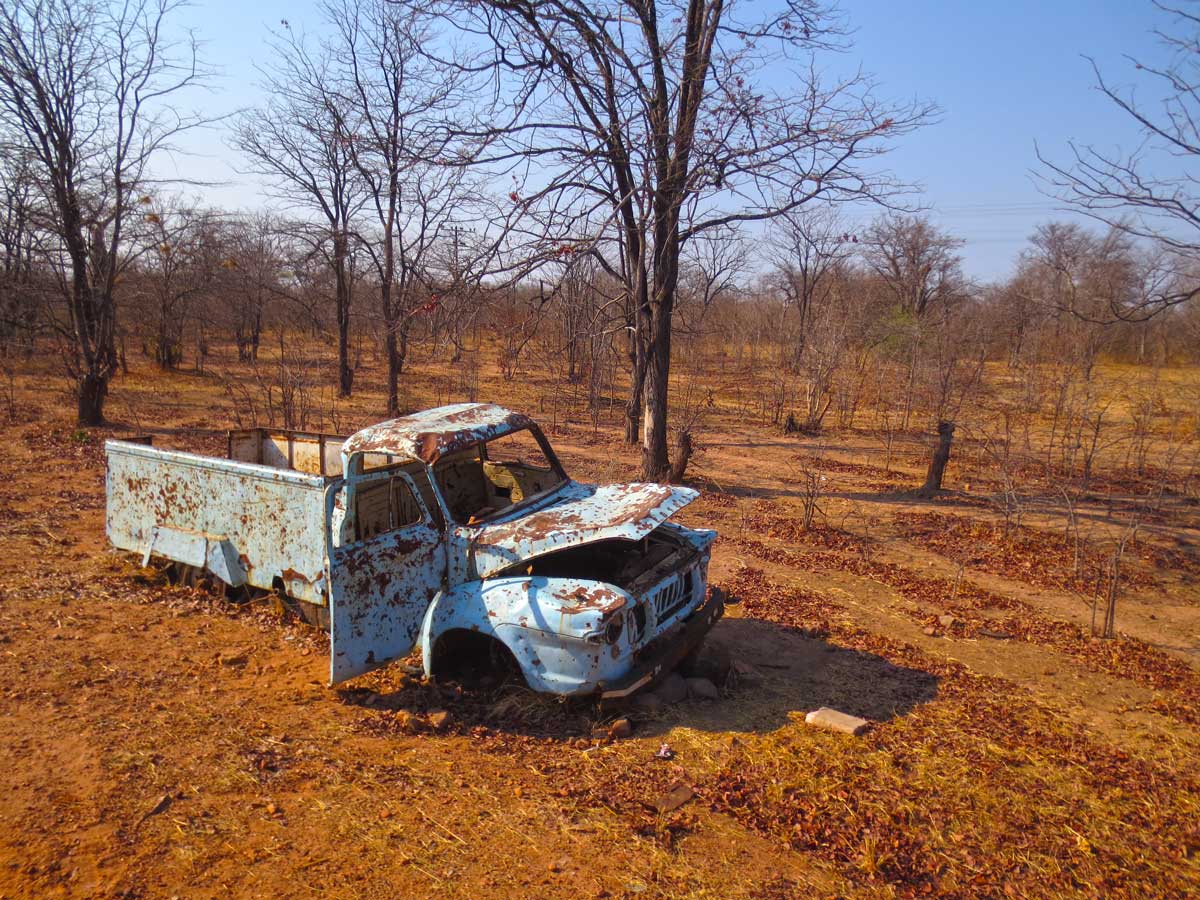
[894,510,1200,591]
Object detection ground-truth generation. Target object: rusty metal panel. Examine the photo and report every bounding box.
[228,429,262,464]
[420,575,631,694]
[419,555,717,696]
[106,440,331,604]
[289,439,324,475]
[326,471,445,683]
[262,434,292,469]
[465,481,699,578]
[139,525,248,587]
[342,402,535,464]
[322,437,345,476]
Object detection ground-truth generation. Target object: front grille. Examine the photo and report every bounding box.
[649,568,694,625]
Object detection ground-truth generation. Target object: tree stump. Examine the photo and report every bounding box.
[667,428,694,483]
[917,420,955,497]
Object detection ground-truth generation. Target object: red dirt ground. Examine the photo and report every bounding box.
[1,347,1198,899]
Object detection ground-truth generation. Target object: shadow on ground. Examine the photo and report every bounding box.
[338,614,941,742]
[626,616,940,738]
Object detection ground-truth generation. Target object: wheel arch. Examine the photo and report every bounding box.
[420,581,514,678]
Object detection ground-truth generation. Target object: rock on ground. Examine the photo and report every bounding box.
[393,710,419,733]
[679,641,732,684]
[729,659,763,686]
[427,709,453,732]
[804,707,870,736]
[217,648,248,667]
[608,717,633,739]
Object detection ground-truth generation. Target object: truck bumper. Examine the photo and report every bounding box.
[597,588,726,700]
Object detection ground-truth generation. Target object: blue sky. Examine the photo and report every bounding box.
[838,0,1169,279]
[169,0,1174,282]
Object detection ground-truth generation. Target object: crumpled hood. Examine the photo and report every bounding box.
[469,480,698,578]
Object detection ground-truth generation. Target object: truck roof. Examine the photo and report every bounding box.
[341,402,535,465]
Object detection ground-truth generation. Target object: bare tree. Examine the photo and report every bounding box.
[233,24,364,397]
[398,0,933,479]
[220,214,290,362]
[988,272,1046,368]
[0,148,38,351]
[769,206,855,368]
[0,0,207,423]
[676,225,746,332]
[131,199,216,369]
[1015,222,1142,377]
[862,214,967,319]
[324,0,471,416]
[1038,1,1200,319]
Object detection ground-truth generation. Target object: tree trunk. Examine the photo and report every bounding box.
[667,427,693,483]
[65,223,117,425]
[623,324,646,444]
[789,289,810,373]
[77,370,107,425]
[640,300,673,481]
[250,307,261,361]
[385,327,401,417]
[70,285,117,426]
[624,386,644,444]
[637,179,684,480]
[334,233,353,398]
[156,331,181,370]
[917,420,955,497]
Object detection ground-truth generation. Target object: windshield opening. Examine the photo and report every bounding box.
[432,426,567,525]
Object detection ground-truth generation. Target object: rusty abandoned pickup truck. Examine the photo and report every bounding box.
[106,403,722,697]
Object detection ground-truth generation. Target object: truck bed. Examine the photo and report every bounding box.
[106,438,336,605]
[227,427,347,476]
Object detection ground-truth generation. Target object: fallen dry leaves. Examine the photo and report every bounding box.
[716,504,1200,728]
[706,566,1200,900]
[893,510,1175,592]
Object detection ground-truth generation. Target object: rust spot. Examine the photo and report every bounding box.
[417,432,443,464]
[555,584,627,615]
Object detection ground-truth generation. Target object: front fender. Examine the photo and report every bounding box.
[420,576,635,695]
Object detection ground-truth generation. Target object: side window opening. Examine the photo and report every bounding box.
[433,447,490,524]
[480,429,563,510]
[354,475,424,541]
